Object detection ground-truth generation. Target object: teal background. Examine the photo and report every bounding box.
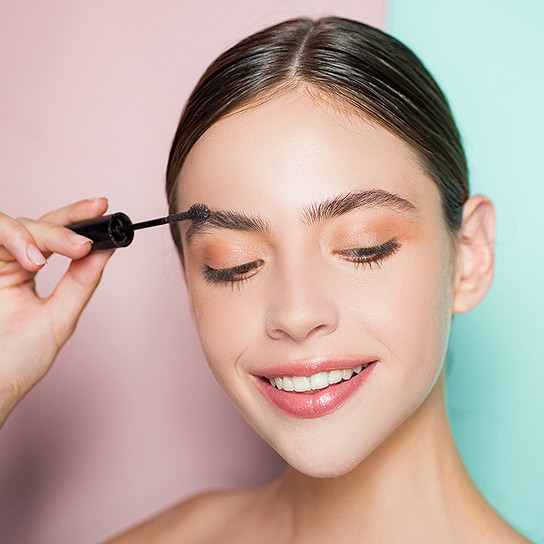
[387,1,543,541]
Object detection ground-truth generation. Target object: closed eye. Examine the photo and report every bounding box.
[334,239,401,269]
[202,260,264,286]
[201,239,401,287]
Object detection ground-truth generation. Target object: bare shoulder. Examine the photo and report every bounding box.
[467,508,534,544]
[490,521,534,544]
[478,523,534,544]
[103,488,252,544]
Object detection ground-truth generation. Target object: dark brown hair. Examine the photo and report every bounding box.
[165,16,469,256]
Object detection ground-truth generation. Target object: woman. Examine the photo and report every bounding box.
[0,16,531,543]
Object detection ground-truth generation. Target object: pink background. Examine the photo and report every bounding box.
[0,2,384,542]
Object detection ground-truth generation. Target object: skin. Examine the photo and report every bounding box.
[0,198,113,427]
[178,87,455,479]
[107,86,530,542]
[0,85,530,542]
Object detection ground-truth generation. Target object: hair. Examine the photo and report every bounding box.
[165,16,469,257]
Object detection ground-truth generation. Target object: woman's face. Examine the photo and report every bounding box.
[176,87,456,477]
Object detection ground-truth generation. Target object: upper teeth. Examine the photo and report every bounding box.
[267,364,369,392]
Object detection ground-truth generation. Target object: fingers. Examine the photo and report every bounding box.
[47,249,115,343]
[0,217,95,264]
[0,199,109,272]
[0,211,48,271]
[39,197,109,226]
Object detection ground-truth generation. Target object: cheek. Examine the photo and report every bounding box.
[357,236,453,387]
[188,285,262,386]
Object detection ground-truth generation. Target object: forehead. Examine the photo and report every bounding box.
[177,87,438,217]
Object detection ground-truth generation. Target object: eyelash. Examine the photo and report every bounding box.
[202,239,401,288]
[335,239,401,269]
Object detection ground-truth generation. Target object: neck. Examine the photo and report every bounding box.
[265,367,499,543]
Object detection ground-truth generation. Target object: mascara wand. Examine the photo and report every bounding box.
[66,203,209,251]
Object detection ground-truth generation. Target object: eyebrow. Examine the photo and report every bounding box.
[184,188,417,245]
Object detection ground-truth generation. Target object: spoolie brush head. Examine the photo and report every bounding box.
[187,203,210,221]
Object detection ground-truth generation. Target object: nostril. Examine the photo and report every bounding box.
[264,286,339,342]
[266,321,338,342]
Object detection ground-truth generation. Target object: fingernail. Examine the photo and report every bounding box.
[69,232,93,245]
[27,244,47,266]
[87,197,106,203]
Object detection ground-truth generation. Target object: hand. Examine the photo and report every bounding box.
[0,198,114,427]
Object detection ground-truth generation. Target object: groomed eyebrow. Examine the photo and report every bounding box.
[299,188,416,225]
[184,188,417,245]
[185,209,270,245]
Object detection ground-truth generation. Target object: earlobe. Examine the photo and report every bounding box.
[452,194,496,314]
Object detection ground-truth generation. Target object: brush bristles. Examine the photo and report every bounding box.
[188,203,210,221]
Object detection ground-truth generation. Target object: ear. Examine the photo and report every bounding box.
[452,194,496,314]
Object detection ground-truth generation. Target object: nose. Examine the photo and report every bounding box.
[264,258,339,343]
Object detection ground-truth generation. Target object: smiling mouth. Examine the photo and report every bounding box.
[254,361,379,418]
[260,362,375,395]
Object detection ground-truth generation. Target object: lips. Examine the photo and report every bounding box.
[251,359,378,419]
[259,357,379,378]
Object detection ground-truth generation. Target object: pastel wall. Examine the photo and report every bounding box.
[387,1,544,542]
[0,2,385,543]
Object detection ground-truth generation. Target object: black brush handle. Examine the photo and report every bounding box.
[67,213,134,251]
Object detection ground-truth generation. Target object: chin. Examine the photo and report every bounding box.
[287,455,364,479]
[277,438,382,478]
[264,418,388,479]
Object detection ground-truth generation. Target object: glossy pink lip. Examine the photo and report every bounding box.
[257,356,379,378]
[251,360,378,419]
